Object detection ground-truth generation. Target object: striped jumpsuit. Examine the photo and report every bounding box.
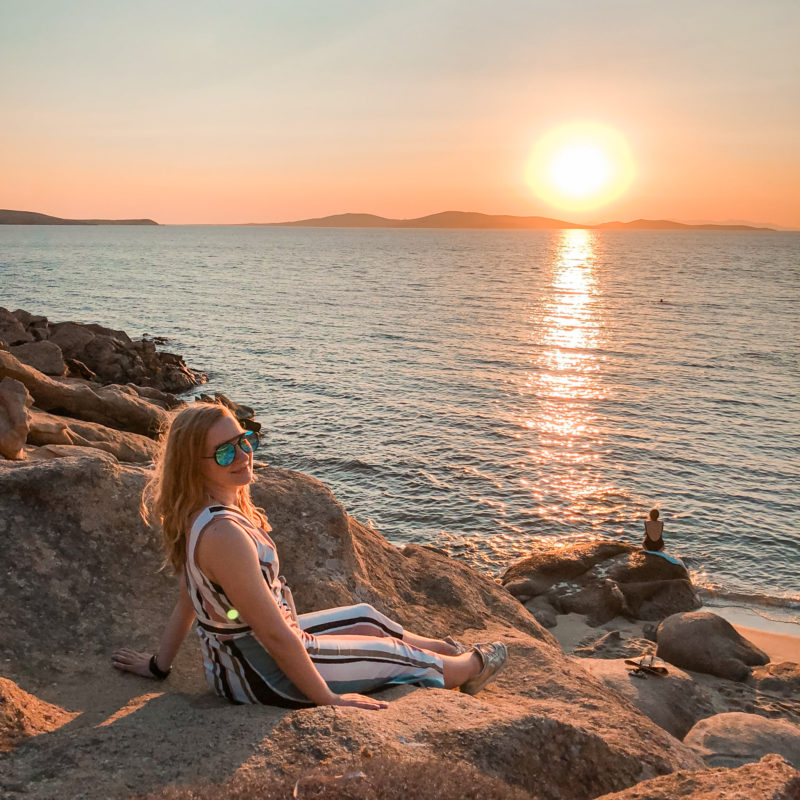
[185,505,445,706]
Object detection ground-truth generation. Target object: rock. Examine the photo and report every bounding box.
[573,629,656,660]
[0,307,33,346]
[752,662,800,697]
[48,321,96,357]
[9,341,66,376]
[11,309,48,329]
[595,754,800,799]
[37,316,205,393]
[656,612,770,681]
[0,457,704,800]
[683,712,800,768]
[577,658,717,739]
[0,677,77,752]
[501,540,634,600]
[65,357,97,381]
[502,541,701,627]
[524,596,558,628]
[27,409,159,462]
[0,350,169,436]
[125,382,182,410]
[0,377,33,459]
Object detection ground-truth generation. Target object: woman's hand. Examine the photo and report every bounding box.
[111,648,157,678]
[328,693,388,711]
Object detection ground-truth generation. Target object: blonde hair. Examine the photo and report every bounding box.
[142,402,268,572]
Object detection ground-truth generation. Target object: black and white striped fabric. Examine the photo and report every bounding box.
[185,505,444,705]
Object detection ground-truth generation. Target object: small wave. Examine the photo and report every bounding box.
[697,586,800,611]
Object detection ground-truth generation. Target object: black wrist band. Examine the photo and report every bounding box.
[149,654,171,680]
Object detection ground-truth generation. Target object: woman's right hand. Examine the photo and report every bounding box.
[110,648,157,678]
[328,693,388,711]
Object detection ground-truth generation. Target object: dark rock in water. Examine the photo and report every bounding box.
[12,311,207,394]
[9,341,66,376]
[683,712,800,769]
[594,754,800,799]
[656,611,770,681]
[501,540,701,627]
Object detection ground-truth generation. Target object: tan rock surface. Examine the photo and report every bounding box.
[0,377,33,459]
[594,754,800,799]
[576,658,716,739]
[28,409,159,462]
[0,456,703,800]
[684,712,800,769]
[0,350,168,436]
[0,677,77,753]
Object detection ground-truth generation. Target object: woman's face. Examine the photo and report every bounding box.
[199,412,254,492]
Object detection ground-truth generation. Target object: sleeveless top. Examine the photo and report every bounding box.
[184,504,307,703]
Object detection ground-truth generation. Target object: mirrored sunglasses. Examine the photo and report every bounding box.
[204,430,260,467]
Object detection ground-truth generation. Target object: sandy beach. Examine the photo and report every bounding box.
[550,607,800,664]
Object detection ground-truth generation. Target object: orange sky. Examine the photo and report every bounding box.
[2,2,798,227]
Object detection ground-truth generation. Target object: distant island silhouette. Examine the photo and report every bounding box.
[1,208,777,230]
[0,210,158,226]
[260,211,774,231]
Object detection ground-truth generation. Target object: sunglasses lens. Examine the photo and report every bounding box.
[214,443,236,466]
[241,430,259,453]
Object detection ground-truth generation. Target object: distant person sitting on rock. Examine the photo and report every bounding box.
[112,402,507,710]
[643,508,665,552]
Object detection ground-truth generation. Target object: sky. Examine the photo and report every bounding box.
[2,0,798,227]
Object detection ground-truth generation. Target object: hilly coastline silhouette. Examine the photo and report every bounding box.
[0,210,158,226]
[263,210,774,231]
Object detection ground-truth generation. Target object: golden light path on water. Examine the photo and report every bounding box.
[518,229,629,545]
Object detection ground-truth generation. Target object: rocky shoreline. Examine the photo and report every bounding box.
[1,310,798,799]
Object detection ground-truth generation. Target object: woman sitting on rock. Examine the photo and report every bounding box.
[643,508,665,552]
[112,403,506,710]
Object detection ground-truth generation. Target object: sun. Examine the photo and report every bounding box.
[526,122,635,212]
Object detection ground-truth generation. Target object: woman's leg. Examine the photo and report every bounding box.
[297,603,463,655]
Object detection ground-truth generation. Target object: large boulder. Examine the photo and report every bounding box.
[656,612,770,681]
[9,341,66,376]
[0,456,703,800]
[48,321,96,357]
[502,541,701,627]
[0,377,33,459]
[684,712,800,769]
[595,754,800,799]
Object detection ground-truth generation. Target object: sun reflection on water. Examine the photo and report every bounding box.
[519,229,629,532]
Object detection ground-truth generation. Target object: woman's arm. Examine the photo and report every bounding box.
[200,520,386,710]
[111,583,195,678]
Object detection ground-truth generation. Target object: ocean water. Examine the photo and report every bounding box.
[3,225,799,622]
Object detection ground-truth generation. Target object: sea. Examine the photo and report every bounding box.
[3,225,799,624]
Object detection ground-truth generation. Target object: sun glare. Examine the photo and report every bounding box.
[526,123,635,213]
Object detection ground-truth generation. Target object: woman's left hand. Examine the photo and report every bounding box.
[111,648,157,678]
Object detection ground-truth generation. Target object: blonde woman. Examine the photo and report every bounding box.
[111,403,507,709]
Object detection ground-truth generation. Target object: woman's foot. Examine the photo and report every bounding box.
[459,642,508,695]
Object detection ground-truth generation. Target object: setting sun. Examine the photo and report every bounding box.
[526,123,636,213]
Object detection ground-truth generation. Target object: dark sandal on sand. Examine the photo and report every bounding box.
[625,655,668,677]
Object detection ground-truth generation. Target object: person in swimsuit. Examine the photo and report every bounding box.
[642,508,665,552]
[111,403,507,710]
